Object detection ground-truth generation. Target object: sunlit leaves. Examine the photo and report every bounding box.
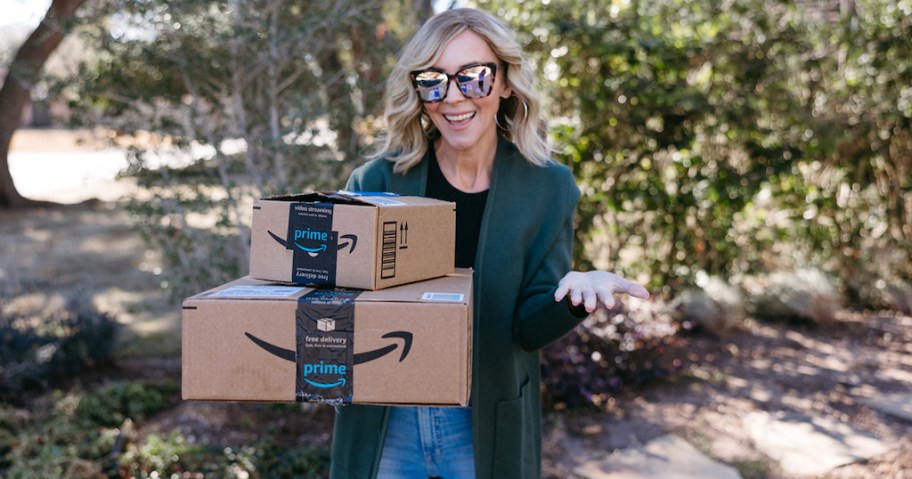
[476,0,911,292]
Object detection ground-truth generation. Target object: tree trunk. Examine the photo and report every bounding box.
[0,0,87,209]
[415,0,434,23]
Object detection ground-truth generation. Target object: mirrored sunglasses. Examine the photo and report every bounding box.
[410,62,498,103]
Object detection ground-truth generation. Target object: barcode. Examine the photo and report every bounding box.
[420,292,465,302]
[381,221,397,279]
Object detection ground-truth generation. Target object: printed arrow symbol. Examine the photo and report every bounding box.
[338,234,358,254]
[294,242,327,253]
[245,332,295,361]
[353,331,413,364]
[267,230,289,249]
[245,331,413,365]
[303,377,347,388]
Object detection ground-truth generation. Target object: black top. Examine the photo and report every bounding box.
[425,149,488,269]
[425,147,586,317]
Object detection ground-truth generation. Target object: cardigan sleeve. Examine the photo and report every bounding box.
[344,160,389,191]
[512,174,585,351]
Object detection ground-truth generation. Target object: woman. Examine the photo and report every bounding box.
[333,8,649,479]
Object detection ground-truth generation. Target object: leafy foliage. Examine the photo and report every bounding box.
[74,381,178,427]
[743,268,842,325]
[50,0,912,418]
[0,301,120,404]
[64,0,912,300]
[0,382,329,478]
[478,0,912,297]
[67,0,401,297]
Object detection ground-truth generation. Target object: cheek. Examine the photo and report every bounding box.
[481,96,503,114]
[423,103,442,117]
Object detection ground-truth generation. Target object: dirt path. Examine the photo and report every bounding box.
[542,313,912,478]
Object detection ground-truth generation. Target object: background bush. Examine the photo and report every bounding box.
[66,0,912,301]
[0,300,120,405]
[541,300,684,410]
[69,0,404,299]
[478,0,912,298]
[52,0,912,410]
[0,382,330,478]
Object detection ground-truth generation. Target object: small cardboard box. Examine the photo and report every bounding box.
[181,270,473,406]
[249,191,456,290]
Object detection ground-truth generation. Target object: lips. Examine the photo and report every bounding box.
[444,112,476,123]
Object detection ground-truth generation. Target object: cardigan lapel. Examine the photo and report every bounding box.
[473,136,518,274]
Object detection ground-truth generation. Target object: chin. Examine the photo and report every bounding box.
[436,132,470,149]
[440,127,495,152]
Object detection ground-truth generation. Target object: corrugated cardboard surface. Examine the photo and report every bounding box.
[182,270,473,406]
[249,193,455,290]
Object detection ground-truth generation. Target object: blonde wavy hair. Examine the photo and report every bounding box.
[370,8,551,173]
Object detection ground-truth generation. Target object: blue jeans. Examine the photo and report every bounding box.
[376,406,475,479]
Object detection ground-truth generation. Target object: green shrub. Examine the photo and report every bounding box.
[744,268,841,324]
[249,442,331,478]
[1,384,329,479]
[852,278,912,314]
[0,392,104,479]
[672,275,747,334]
[116,433,330,479]
[541,299,685,410]
[74,381,179,427]
[0,301,120,404]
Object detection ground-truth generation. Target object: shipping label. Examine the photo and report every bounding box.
[295,289,359,403]
[286,203,338,285]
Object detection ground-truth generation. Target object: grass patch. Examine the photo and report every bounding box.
[0,380,330,478]
[114,328,182,359]
[731,457,774,479]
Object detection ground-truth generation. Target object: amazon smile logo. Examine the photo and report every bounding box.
[301,362,347,388]
[268,229,358,257]
[292,227,329,254]
[244,331,413,366]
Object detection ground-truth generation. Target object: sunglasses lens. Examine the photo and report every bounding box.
[456,64,494,98]
[414,71,448,102]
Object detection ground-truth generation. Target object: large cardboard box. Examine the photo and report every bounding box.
[181,270,473,406]
[250,192,456,290]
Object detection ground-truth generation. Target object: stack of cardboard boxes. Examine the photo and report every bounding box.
[181,191,473,406]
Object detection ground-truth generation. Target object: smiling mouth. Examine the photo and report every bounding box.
[444,112,475,123]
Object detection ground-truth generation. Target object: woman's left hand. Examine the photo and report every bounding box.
[554,271,650,313]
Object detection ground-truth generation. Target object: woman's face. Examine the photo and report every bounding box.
[422,30,511,155]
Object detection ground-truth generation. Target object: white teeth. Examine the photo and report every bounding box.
[444,112,475,122]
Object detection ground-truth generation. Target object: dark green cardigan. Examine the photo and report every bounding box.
[331,137,584,479]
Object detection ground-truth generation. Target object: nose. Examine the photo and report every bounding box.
[443,77,466,103]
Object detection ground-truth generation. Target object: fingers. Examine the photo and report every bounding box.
[608,272,650,299]
[555,271,583,302]
[554,271,650,308]
[624,282,650,299]
[595,286,616,310]
[570,288,583,307]
[554,278,571,302]
[582,288,597,312]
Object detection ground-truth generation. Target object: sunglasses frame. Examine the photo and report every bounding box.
[410,62,499,103]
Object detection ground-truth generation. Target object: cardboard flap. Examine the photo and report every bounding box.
[262,191,378,206]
